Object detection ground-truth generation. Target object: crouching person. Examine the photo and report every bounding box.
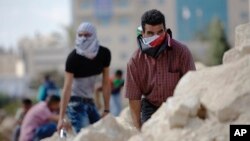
[19,95,60,141]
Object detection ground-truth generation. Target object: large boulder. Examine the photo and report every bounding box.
[129,55,250,141]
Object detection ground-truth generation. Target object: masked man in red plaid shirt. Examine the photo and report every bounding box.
[125,9,196,129]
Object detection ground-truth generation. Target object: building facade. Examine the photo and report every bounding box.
[0,51,23,77]
[19,34,70,79]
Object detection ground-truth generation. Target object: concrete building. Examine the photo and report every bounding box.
[0,51,23,77]
[0,50,26,96]
[19,34,70,79]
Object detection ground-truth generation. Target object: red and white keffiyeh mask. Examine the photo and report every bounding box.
[142,33,166,49]
[137,32,170,58]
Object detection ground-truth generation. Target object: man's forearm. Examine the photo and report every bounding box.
[129,99,142,129]
[102,84,110,111]
[102,67,110,111]
[59,89,71,120]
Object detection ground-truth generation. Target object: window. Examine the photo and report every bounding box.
[98,17,111,26]
[82,17,92,23]
[240,11,248,21]
[81,0,92,9]
[116,0,128,7]
[119,52,128,60]
[118,16,130,26]
[94,0,113,26]
[140,0,148,5]
[100,37,112,44]
[119,35,128,44]
[240,0,248,2]
[158,0,165,4]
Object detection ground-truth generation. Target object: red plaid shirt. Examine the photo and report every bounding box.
[125,38,196,106]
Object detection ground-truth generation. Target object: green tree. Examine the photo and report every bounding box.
[208,18,230,65]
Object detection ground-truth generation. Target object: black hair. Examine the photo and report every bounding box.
[167,28,172,38]
[115,69,123,77]
[141,9,166,32]
[47,95,60,105]
[44,74,50,81]
[22,98,32,106]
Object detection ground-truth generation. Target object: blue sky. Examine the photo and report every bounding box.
[0,0,70,49]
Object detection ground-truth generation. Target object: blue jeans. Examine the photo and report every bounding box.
[33,122,57,141]
[66,97,100,134]
[110,93,122,116]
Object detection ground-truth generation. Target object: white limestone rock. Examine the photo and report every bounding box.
[117,106,134,128]
[41,132,75,141]
[166,96,200,128]
[235,23,250,47]
[223,44,250,64]
[73,114,138,141]
[223,23,250,64]
[195,62,207,70]
[177,55,250,122]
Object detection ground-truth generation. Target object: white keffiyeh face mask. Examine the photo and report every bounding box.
[75,22,99,59]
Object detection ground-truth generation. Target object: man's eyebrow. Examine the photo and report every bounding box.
[147,31,154,34]
[157,29,164,33]
[78,32,92,36]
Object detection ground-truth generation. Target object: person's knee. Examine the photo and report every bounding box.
[34,122,57,140]
[46,122,57,132]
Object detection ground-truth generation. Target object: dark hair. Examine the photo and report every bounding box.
[22,98,32,106]
[44,74,50,81]
[115,70,123,77]
[47,95,60,104]
[167,28,172,38]
[141,9,166,32]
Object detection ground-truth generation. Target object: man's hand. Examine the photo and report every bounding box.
[57,118,71,133]
[101,110,110,118]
